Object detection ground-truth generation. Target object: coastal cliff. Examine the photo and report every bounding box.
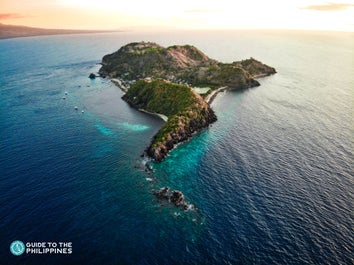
[99,42,276,161]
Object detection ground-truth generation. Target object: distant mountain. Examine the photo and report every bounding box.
[0,23,117,39]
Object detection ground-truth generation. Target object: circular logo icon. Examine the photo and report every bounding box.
[10,240,25,256]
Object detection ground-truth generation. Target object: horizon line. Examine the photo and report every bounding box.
[1,22,353,34]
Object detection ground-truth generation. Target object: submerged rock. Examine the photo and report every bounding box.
[145,161,154,173]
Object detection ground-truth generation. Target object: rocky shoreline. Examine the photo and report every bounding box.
[145,103,217,162]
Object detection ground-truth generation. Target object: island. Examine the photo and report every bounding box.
[99,42,276,161]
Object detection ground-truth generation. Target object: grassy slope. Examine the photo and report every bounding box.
[123,79,196,117]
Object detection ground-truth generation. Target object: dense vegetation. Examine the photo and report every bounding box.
[123,79,197,117]
[237,58,277,77]
[180,63,260,89]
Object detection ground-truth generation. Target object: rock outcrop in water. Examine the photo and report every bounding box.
[153,187,194,210]
[99,42,276,161]
[89,73,96,79]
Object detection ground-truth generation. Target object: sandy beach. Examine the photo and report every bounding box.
[205,86,228,105]
[138,109,168,122]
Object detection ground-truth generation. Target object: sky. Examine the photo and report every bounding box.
[0,0,353,31]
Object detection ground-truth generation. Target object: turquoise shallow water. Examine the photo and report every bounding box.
[0,30,353,264]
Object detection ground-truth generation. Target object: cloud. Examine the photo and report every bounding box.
[0,13,26,20]
[300,2,354,11]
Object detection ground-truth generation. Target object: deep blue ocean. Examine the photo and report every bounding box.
[0,30,353,265]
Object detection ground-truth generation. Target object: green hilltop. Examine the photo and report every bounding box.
[99,42,275,90]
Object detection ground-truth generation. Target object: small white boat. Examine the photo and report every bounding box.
[62,96,66,100]
[74,106,78,110]
[81,110,84,113]
[64,91,68,95]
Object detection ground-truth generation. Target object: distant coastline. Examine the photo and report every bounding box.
[0,23,119,40]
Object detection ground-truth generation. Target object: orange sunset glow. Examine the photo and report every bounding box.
[1,0,354,31]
